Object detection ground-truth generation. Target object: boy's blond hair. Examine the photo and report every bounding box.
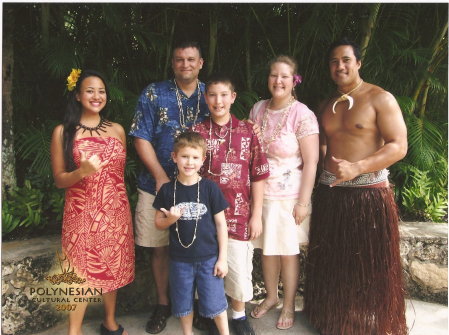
[173,131,207,157]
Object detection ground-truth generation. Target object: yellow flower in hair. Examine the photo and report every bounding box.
[67,68,82,91]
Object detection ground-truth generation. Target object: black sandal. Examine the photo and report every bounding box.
[145,304,171,334]
[100,323,125,335]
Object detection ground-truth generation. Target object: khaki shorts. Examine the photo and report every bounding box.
[224,238,254,302]
[134,188,169,247]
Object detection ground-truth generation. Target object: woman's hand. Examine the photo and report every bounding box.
[78,150,107,177]
[293,203,310,225]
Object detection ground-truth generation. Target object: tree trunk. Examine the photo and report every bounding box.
[163,9,176,78]
[412,21,448,105]
[250,6,276,58]
[360,4,381,61]
[245,10,252,91]
[41,3,50,46]
[2,8,17,196]
[207,7,218,76]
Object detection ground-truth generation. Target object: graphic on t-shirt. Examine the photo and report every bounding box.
[176,202,207,220]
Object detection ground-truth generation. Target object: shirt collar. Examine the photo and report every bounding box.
[210,113,239,129]
[169,78,203,98]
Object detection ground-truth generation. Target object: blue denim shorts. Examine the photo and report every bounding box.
[169,257,228,318]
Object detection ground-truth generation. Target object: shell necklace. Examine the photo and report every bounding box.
[261,96,295,153]
[173,175,201,248]
[207,116,232,176]
[332,79,363,114]
[174,79,201,133]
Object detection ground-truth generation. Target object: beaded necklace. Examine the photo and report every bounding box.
[260,96,295,153]
[77,116,112,136]
[207,117,232,176]
[174,79,201,132]
[173,176,201,248]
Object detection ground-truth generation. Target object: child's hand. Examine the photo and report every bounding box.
[248,216,262,240]
[160,206,183,223]
[214,258,228,278]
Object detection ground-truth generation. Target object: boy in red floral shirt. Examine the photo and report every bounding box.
[193,74,269,335]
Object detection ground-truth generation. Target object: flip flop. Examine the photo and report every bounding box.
[100,323,125,335]
[276,309,295,330]
[250,299,279,319]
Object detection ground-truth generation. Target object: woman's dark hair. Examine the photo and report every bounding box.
[63,69,109,171]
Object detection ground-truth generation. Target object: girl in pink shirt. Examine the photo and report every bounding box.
[249,56,319,330]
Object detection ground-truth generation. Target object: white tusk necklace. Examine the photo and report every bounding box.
[332,79,363,114]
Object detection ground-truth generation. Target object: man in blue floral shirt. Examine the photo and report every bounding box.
[129,40,209,334]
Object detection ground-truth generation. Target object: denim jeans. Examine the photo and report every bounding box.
[169,256,228,318]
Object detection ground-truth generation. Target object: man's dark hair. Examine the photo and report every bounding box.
[172,40,202,58]
[205,73,235,93]
[327,37,361,61]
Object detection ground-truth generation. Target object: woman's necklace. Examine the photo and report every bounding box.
[260,96,295,153]
[208,117,232,176]
[173,175,201,249]
[77,116,112,136]
[332,79,363,114]
[174,79,201,133]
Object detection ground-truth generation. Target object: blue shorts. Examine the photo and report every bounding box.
[169,257,228,318]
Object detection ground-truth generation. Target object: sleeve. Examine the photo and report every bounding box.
[128,84,158,142]
[295,106,319,140]
[248,100,264,126]
[249,125,270,181]
[152,182,170,211]
[207,180,229,215]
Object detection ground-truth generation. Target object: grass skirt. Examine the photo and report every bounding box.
[304,183,407,335]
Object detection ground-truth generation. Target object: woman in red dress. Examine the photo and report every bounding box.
[51,69,134,335]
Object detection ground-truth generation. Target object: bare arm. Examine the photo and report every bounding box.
[293,133,319,224]
[154,207,182,230]
[248,179,265,240]
[213,210,228,278]
[50,125,106,189]
[134,138,170,192]
[331,91,407,186]
[318,129,327,173]
[114,123,127,147]
[316,101,327,173]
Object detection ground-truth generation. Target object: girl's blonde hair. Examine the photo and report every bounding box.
[269,55,299,99]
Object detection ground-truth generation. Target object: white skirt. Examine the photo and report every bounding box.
[252,198,310,255]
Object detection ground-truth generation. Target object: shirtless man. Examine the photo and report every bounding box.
[304,38,408,335]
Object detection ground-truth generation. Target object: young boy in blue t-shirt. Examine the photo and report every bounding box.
[154,131,230,335]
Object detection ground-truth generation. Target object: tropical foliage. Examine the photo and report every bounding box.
[2,3,447,237]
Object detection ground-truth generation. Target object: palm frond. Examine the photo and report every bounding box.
[405,113,445,170]
[16,120,58,178]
